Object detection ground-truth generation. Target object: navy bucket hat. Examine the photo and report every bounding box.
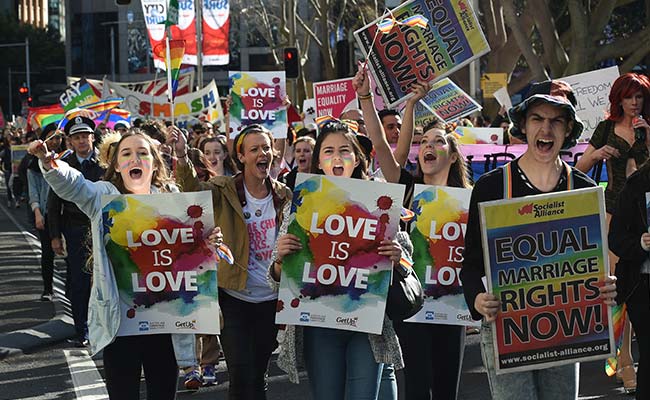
[508,80,584,149]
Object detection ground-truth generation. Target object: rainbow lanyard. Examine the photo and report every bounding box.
[502,161,573,199]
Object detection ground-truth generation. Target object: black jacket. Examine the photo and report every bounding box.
[608,168,650,304]
[47,151,105,238]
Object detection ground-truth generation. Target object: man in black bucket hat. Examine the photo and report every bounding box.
[460,80,618,400]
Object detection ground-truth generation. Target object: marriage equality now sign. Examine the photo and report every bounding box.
[479,187,614,374]
[415,78,482,125]
[275,173,405,334]
[406,185,478,326]
[101,192,220,336]
[229,71,288,138]
[354,0,489,108]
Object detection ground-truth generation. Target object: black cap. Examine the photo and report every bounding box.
[64,116,96,137]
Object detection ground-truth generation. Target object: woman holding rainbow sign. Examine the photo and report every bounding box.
[354,66,471,400]
[269,117,409,400]
[28,128,225,400]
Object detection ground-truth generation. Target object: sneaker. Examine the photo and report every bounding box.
[202,365,217,386]
[183,369,202,391]
[40,292,53,301]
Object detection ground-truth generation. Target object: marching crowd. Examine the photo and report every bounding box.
[2,67,648,400]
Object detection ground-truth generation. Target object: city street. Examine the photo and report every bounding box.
[0,184,638,400]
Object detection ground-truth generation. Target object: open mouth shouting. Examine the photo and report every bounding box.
[297,157,308,169]
[129,167,143,180]
[332,165,345,176]
[536,138,555,153]
[422,151,437,164]
[256,158,270,175]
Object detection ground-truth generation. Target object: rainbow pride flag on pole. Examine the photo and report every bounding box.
[154,39,186,101]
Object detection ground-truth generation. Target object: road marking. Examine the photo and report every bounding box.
[0,201,41,253]
[64,349,109,400]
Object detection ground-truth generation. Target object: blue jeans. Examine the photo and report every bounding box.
[303,327,383,400]
[377,363,397,400]
[480,322,579,400]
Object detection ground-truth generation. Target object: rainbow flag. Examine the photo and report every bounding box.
[101,108,131,129]
[376,14,428,34]
[81,98,124,114]
[60,78,102,112]
[27,104,65,129]
[377,18,396,34]
[401,14,428,29]
[154,39,186,100]
[605,303,627,376]
[216,243,234,265]
[400,207,415,222]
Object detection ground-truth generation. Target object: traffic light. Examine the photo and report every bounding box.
[18,83,29,102]
[284,47,299,79]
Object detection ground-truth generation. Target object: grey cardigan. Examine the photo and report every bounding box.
[268,202,409,383]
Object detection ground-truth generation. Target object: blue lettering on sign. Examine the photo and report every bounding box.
[203,91,216,107]
[204,0,228,10]
[179,0,193,10]
[146,16,165,24]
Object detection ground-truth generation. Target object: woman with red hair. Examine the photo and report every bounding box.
[576,72,650,394]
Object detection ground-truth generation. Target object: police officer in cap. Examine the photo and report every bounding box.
[47,116,105,347]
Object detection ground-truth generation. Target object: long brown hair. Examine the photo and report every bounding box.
[310,121,368,180]
[199,135,238,176]
[444,133,471,188]
[103,129,174,193]
[416,120,471,189]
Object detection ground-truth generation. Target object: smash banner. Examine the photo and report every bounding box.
[479,187,614,373]
[69,72,194,98]
[415,78,481,125]
[354,0,489,108]
[229,71,288,138]
[406,185,478,326]
[313,78,357,117]
[101,192,220,336]
[106,79,223,125]
[276,173,405,334]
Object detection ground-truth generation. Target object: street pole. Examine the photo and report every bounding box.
[8,67,12,117]
[25,37,30,94]
[469,0,479,100]
[196,1,203,89]
[110,26,116,81]
[288,0,296,103]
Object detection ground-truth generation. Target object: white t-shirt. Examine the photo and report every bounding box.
[224,184,279,303]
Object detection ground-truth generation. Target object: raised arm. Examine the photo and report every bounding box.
[353,67,401,183]
[396,81,430,167]
[168,125,202,192]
